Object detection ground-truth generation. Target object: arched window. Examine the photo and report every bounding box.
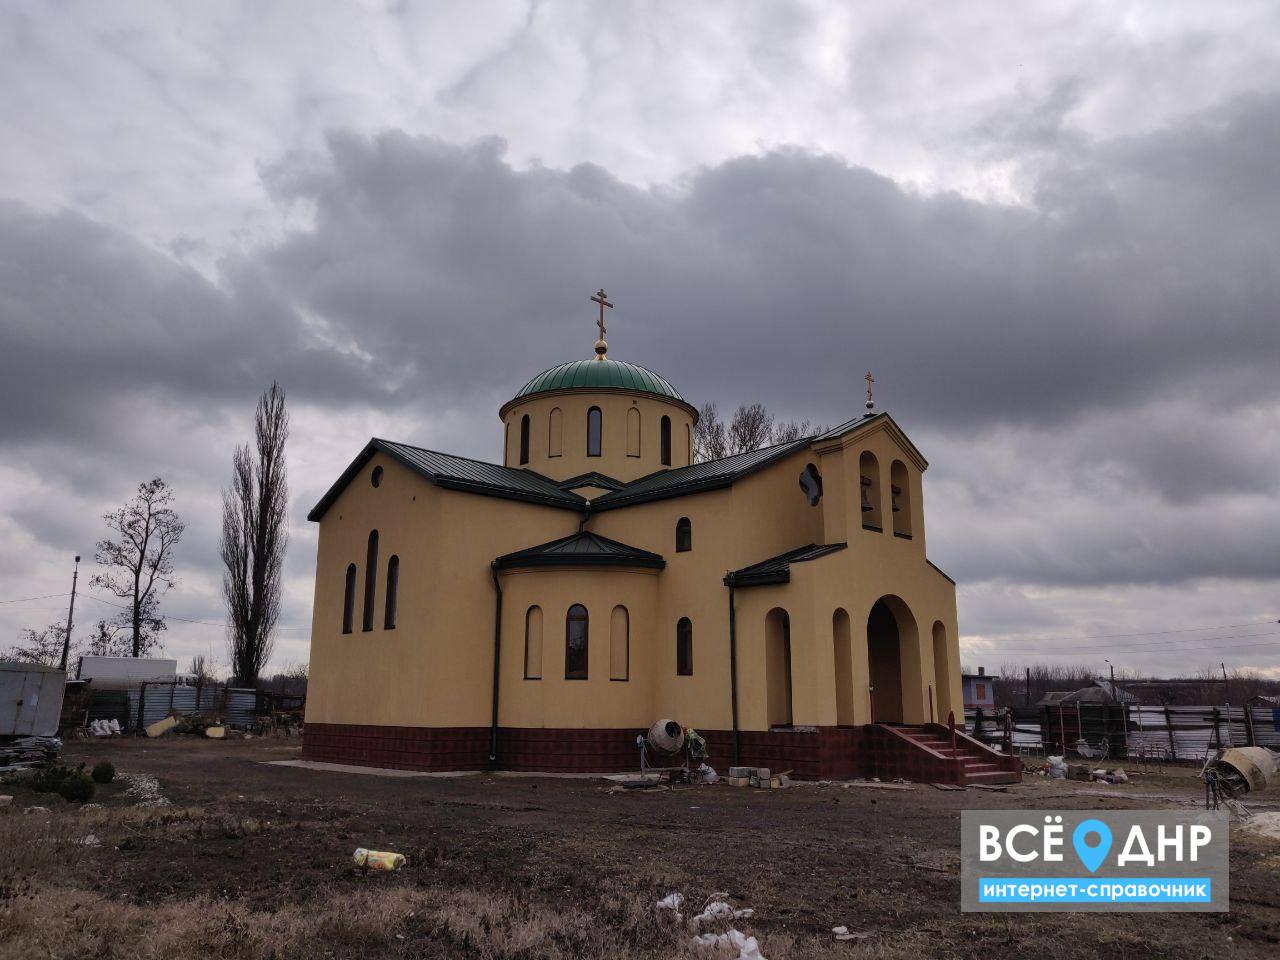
[891,460,913,538]
[383,555,399,629]
[675,517,692,553]
[587,407,602,457]
[362,530,378,631]
[519,414,530,465]
[610,605,629,680]
[859,451,882,531]
[626,406,641,457]
[524,606,543,679]
[676,617,693,676]
[660,415,672,466]
[565,604,589,679]
[342,564,356,634]
[548,407,563,457]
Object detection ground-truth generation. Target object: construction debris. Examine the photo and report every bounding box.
[204,725,226,739]
[832,926,871,942]
[723,766,789,789]
[89,719,122,737]
[692,928,766,959]
[353,848,406,871]
[145,715,178,738]
[0,736,62,769]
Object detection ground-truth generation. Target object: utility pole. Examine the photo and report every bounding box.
[1025,666,1030,707]
[1221,662,1229,705]
[58,555,80,672]
[1105,658,1116,694]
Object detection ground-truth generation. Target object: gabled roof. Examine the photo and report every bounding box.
[493,530,665,570]
[307,439,586,521]
[723,542,847,588]
[557,471,626,492]
[591,437,812,511]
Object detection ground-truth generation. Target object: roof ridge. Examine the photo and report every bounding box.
[376,437,555,479]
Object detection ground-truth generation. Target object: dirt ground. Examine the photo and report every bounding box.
[2,737,1278,959]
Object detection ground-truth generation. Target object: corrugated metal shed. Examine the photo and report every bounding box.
[1,661,66,736]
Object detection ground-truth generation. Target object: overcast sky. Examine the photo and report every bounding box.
[3,1,1279,680]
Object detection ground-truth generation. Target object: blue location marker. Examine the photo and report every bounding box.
[1072,818,1112,873]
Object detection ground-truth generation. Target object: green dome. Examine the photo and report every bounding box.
[511,358,686,405]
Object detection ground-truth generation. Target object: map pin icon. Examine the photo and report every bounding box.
[1072,818,1112,873]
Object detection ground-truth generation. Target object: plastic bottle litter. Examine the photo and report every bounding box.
[353,848,406,871]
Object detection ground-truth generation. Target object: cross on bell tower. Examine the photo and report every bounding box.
[590,288,613,359]
[864,371,875,415]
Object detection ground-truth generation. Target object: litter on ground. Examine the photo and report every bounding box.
[353,848,406,871]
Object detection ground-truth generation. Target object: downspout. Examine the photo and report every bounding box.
[489,562,503,767]
[727,583,741,766]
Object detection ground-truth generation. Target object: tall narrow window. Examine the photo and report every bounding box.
[383,555,399,629]
[676,617,693,676]
[548,407,563,457]
[626,406,641,457]
[610,605,629,680]
[891,460,913,538]
[859,451,882,531]
[587,407,602,457]
[566,604,589,678]
[362,530,378,631]
[519,414,530,465]
[524,606,543,679]
[342,564,357,634]
[660,415,672,466]
[675,516,692,552]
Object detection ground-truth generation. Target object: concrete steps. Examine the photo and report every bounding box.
[890,724,1021,785]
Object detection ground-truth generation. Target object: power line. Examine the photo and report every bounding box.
[82,594,310,631]
[0,592,70,604]
[966,630,1280,657]
[973,627,1280,653]
[976,618,1279,647]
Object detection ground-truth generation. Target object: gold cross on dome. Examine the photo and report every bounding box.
[590,288,613,340]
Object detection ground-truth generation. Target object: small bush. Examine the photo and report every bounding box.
[29,765,73,794]
[91,761,116,784]
[57,773,95,804]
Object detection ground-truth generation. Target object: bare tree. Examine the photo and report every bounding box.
[221,382,290,688]
[692,402,728,462]
[91,477,184,657]
[693,401,825,463]
[188,654,213,683]
[4,621,68,666]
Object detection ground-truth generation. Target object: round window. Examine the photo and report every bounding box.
[371,465,384,488]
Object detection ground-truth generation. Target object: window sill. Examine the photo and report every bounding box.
[610,677,629,682]
[524,676,541,681]
[862,523,882,532]
[893,532,913,540]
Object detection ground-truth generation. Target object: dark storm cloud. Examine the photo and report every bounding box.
[1,91,1279,658]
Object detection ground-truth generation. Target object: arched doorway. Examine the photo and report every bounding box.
[866,596,923,724]
[833,608,856,725]
[765,608,793,727]
[867,600,903,723]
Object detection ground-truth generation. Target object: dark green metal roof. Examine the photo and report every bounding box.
[723,542,847,588]
[510,358,685,405]
[493,530,665,570]
[307,438,585,520]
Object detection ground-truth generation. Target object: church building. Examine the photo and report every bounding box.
[302,293,1019,783]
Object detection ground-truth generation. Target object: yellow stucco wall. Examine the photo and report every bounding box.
[499,388,696,483]
[305,410,961,735]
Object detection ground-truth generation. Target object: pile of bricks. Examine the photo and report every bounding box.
[725,766,790,789]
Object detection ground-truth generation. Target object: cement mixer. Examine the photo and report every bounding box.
[637,718,707,780]
[1206,747,1279,798]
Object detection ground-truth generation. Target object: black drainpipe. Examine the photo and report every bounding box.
[727,582,741,766]
[489,562,503,766]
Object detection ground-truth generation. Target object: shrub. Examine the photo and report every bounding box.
[57,773,95,804]
[29,765,73,794]
[91,761,116,784]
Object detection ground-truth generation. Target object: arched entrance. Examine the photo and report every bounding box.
[867,600,903,723]
[765,607,793,727]
[866,596,923,724]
